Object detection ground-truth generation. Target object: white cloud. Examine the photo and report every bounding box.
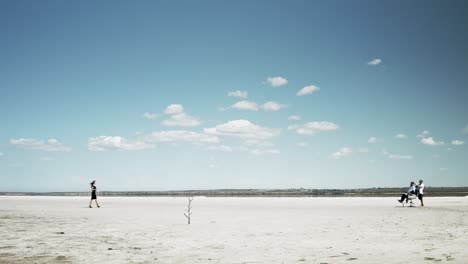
[395,133,407,139]
[147,130,219,144]
[288,115,301,121]
[232,100,259,111]
[162,104,201,127]
[204,120,280,140]
[89,130,220,152]
[421,137,444,146]
[296,85,319,96]
[164,104,184,115]
[88,136,153,151]
[389,154,414,160]
[228,90,248,98]
[440,167,449,171]
[232,100,287,112]
[10,138,72,152]
[0,152,3,156]
[143,112,159,120]
[266,76,288,87]
[243,139,274,147]
[451,140,465,146]
[382,149,414,160]
[332,147,352,159]
[367,58,382,66]
[417,130,430,138]
[40,156,54,161]
[293,121,339,135]
[207,145,233,152]
[163,113,201,127]
[251,149,280,155]
[368,137,382,143]
[261,101,287,111]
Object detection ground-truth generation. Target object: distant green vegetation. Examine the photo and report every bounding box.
[1,187,467,197]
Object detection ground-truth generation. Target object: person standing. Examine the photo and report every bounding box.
[89,180,101,208]
[417,179,425,207]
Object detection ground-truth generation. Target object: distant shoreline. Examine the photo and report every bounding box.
[1,187,468,197]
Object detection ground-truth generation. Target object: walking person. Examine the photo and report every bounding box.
[417,179,425,207]
[89,180,101,208]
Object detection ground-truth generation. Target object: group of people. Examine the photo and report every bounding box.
[397,179,425,206]
[88,179,426,208]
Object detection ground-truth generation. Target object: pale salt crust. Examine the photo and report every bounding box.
[1,196,467,263]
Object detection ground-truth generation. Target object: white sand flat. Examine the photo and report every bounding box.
[0,196,467,263]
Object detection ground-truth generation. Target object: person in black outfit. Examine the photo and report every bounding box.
[397,181,416,204]
[89,180,101,208]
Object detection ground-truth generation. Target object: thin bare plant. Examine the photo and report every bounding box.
[184,197,193,224]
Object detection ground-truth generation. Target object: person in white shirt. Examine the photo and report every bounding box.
[397,181,416,204]
[417,179,425,206]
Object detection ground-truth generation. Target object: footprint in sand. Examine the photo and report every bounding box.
[424,257,436,261]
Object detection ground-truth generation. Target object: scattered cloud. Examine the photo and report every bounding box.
[40,156,54,161]
[389,154,414,160]
[163,113,201,127]
[10,138,72,152]
[0,152,3,156]
[162,104,201,127]
[147,130,219,144]
[368,137,381,143]
[421,137,444,146]
[382,149,414,160]
[243,139,274,147]
[232,100,259,111]
[207,145,233,152]
[451,140,465,146]
[288,115,301,121]
[440,168,449,171]
[293,121,339,135]
[266,76,288,87]
[367,58,382,66]
[88,136,153,151]
[228,90,248,98]
[261,101,287,111]
[297,85,319,96]
[143,112,159,120]
[332,147,352,159]
[417,130,430,138]
[89,130,220,152]
[204,120,280,140]
[232,100,287,112]
[395,133,407,139]
[164,104,184,115]
[251,149,280,155]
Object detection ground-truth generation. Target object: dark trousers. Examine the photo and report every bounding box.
[400,193,409,203]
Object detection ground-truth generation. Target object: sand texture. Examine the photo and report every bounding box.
[0,196,467,263]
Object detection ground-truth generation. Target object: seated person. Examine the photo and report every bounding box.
[397,181,416,204]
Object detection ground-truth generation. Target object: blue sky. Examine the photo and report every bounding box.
[1,0,467,191]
